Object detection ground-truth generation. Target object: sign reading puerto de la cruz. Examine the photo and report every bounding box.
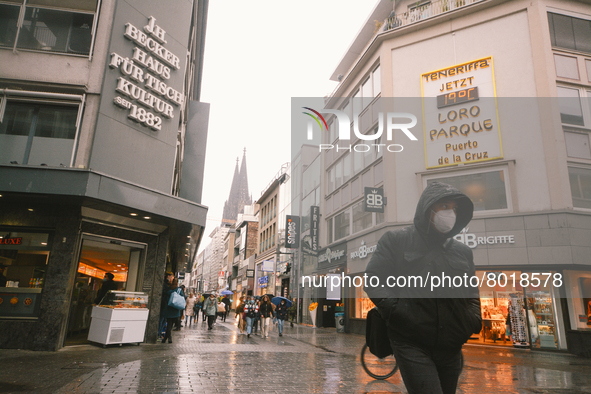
[109,16,183,132]
[421,57,503,169]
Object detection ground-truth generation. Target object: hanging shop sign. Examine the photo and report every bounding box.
[453,227,515,249]
[258,276,269,288]
[285,215,300,249]
[262,260,274,272]
[310,206,320,252]
[364,187,384,213]
[350,240,377,260]
[110,16,183,132]
[421,56,503,168]
[318,243,347,265]
[246,269,255,278]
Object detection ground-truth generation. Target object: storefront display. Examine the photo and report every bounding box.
[526,289,558,349]
[0,230,50,319]
[509,293,529,347]
[87,290,149,346]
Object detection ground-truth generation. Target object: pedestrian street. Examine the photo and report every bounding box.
[1,316,591,393]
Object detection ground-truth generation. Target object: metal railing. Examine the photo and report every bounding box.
[383,0,484,32]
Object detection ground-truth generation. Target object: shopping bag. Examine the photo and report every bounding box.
[366,307,393,358]
[169,288,186,310]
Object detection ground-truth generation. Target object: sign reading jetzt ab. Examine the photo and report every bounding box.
[421,57,503,169]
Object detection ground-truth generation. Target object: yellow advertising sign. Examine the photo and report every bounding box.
[421,57,503,169]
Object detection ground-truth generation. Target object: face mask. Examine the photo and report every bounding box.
[432,209,456,233]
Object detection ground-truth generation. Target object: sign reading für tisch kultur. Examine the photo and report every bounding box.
[109,16,184,131]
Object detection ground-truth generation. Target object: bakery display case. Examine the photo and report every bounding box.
[87,291,149,346]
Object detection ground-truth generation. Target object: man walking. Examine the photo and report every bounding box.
[365,182,482,394]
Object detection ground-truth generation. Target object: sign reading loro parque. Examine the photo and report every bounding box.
[421,57,503,169]
[109,16,183,131]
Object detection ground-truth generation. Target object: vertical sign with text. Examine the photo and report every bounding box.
[285,215,300,249]
[310,206,319,252]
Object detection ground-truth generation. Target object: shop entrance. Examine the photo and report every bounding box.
[64,235,146,346]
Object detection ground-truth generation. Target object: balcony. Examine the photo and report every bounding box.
[382,0,484,32]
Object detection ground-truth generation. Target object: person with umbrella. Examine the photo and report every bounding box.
[259,294,275,338]
[274,298,290,336]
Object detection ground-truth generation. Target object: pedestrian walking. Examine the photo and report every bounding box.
[244,297,259,338]
[174,285,186,331]
[236,296,246,334]
[259,295,275,338]
[288,299,297,327]
[253,298,261,335]
[365,182,482,394]
[185,292,196,327]
[203,293,218,330]
[222,295,232,321]
[217,298,226,321]
[161,272,181,343]
[201,294,207,322]
[275,299,289,336]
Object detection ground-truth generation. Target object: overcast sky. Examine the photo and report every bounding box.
[197,1,378,252]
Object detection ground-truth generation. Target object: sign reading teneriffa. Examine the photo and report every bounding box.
[421,57,503,169]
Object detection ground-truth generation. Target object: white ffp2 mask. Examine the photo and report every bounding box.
[432,209,456,233]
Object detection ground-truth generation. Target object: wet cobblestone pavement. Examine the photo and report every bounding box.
[1,317,591,393]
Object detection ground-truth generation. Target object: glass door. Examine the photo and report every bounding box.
[65,235,146,346]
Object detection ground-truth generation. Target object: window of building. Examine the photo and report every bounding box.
[0,97,82,166]
[424,167,510,213]
[352,201,372,233]
[565,131,591,159]
[334,210,350,241]
[0,0,98,56]
[557,86,586,126]
[350,65,381,115]
[548,12,591,54]
[569,166,591,209]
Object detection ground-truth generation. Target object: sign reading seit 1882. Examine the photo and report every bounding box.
[421,57,503,169]
[109,16,183,132]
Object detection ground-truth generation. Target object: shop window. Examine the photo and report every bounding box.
[425,167,510,212]
[0,0,98,55]
[0,230,51,319]
[548,12,591,54]
[354,285,375,319]
[524,277,560,349]
[569,166,591,209]
[0,100,80,166]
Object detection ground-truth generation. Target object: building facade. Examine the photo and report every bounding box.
[254,163,291,298]
[295,0,591,356]
[0,0,210,350]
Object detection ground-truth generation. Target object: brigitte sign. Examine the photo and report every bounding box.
[421,57,503,168]
[109,17,183,131]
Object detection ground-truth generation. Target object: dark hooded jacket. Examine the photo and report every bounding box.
[364,182,482,351]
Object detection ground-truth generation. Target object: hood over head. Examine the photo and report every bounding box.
[413,182,473,244]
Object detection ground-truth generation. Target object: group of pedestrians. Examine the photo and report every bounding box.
[160,273,292,342]
[236,295,290,338]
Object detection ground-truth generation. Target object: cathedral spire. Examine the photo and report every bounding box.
[222,150,252,224]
